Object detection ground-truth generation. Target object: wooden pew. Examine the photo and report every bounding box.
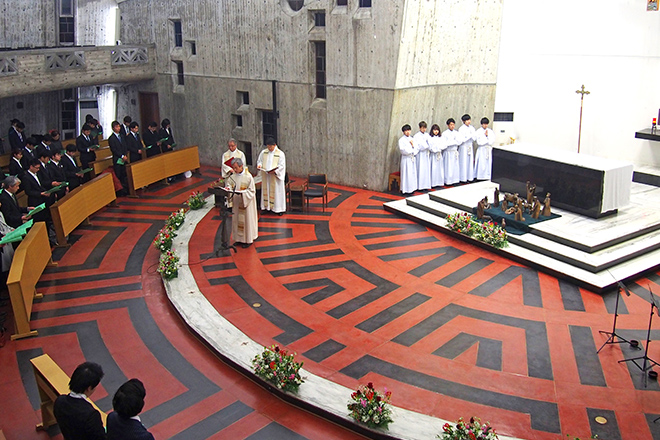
[0,152,10,173]
[30,354,107,431]
[7,222,55,340]
[126,145,200,197]
[49,172,117,246]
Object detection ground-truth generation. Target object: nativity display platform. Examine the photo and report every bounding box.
[384,181,660,292]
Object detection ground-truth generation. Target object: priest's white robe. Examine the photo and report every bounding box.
[428,134,446,187]
[457,123,476,182]
[442,129,460,185]
[398,134,417,194]
[257,147,286,213]
[222,149,246,178]
[473,127,495,180]
[413,131,431,190]
[228,170,259,244]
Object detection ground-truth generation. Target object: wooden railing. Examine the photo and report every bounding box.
[126,145,200,197]
[31,354,107,431]
[7,222,54,340]
[49,172,116,246]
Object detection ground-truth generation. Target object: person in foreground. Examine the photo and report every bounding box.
[106,378,154,440]
[53,361,106,440]
[256,137,286,215]
[226,158,258,248]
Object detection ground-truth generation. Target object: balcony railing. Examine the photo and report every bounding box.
[0,45,156,98]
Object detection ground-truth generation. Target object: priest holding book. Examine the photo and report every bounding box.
[222,139,246,179]
[256,137,286,215]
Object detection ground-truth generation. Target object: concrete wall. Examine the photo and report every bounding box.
[0,91,60,141]
[495,0,660,166]
[0,0,57,49]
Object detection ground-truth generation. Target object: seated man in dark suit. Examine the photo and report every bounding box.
[76,124,97,178]
[35,134,53,159]
[126,122,143,163]
[107,379,154,440]
[108,121,129,194]
[53,362,106,440]
[62,144,84,190]
[0,176,30,228]
[142,122,161,158]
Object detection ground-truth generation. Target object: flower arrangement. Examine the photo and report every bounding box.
[347,382,393,429]
[166,208,186,230]
[252,345,304,392]
[186,191,206,210]
[438,417,498,440]
[153,225,176,252]
[157,250,179,280]
[445,212,508,249]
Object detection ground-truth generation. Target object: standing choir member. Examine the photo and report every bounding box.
[398,124,417,194]
[126,122,143,163]
[474,117,495,180]
[457,114,476,182]
[413,121,431,191]
[142,122,162,157]
[109,121,129,193]
[256,137,286,215]
[226,158,258,248]
[222,139,246,179]
[428,124,445,188]
[443,119,460,185]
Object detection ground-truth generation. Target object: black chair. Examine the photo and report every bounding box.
[303,174,328,212]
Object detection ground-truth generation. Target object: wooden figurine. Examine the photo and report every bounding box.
[476,198,485,219]
[531,196,541,219]
[493,188,500,207]
[515,204,525,222]
[526,181,536,204]
[542,193,551,216]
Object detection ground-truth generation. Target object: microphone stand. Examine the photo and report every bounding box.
[619,285,660,388]
[597,281,641,353]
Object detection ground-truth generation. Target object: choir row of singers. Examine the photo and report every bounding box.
[398,115,495,194]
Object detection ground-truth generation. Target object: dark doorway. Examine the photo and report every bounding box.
[139,92,160,129]
[261,110,276,146]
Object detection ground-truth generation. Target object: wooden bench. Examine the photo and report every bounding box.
[126,145,200,197]
[7,222,56,340]
[30,354,107,431]
[0,152,10,174]
[49,172,117,246]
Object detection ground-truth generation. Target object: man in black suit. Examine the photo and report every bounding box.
[109,121,128,194]
[159,118,174,153]
[76,124,97,175]
[8,121,26,151]
[142,122,161,158]
[62,144,84,190]
[22,159,54,222]
[0,176,29,228]
[107,379,154,440]
[8,148,25,180]
[35,134,53,159]
[121,116,132,140]
[126,122,143,163]
[48,150,69,199]
[20,138,38,170]
[53,362,106,440]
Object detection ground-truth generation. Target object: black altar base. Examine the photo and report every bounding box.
[492,149,615,219]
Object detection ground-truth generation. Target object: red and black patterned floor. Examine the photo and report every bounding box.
[2,165,660,440]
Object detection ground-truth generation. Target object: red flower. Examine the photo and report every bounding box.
[269,361,276,370]
[367,382,373,389]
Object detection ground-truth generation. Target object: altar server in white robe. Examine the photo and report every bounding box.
[413,121,431,191]
[222,138,246,179]
[428,124,445,188]
[474,117,496,180]
[257,137,286,215]
[227,158,258,248]
[443,119,461,185]
[398,124,417,194]
[457,114,477,182]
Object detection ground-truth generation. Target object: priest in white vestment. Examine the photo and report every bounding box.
[428,124,446,188]
[257,137,286,214]
[443,119,460,185]
[227,158,258,248]
[473,117,495,180]
[413,122,431,191]
[457,114,476,182]
[222,138,246,179]
[398,124,417,194]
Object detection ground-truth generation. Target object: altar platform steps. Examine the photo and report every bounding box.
[383,181,660,292]
[634,165,660,188]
